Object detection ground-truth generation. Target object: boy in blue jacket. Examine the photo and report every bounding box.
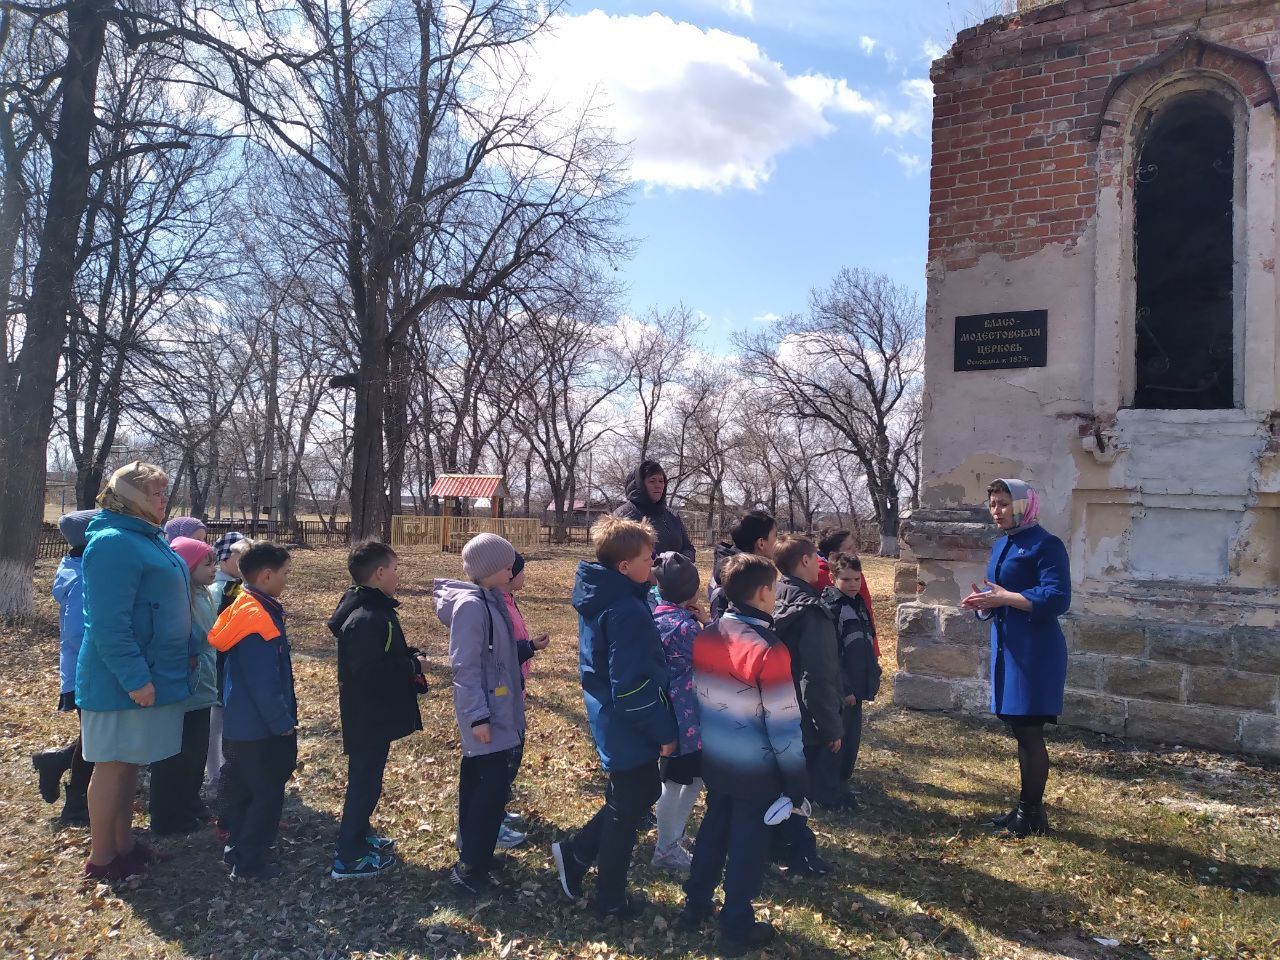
[552,517,677,920]
[32,509,98,824]
[209,543,296,880]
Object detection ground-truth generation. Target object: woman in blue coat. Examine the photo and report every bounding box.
[962,478,1070,837]
[77,462,194,880]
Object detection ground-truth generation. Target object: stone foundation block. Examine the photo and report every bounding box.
[953,679,991,714]
[1125,701,1241,752]
[1065,653,1104,691]
[900,642,985,680]
[893,562,920,600]
[1148,624,1228,666]
[1231,627,1280,675]
[1240,715,1280,758]
[1104,660,1184,703]
[893,673,957,711]
[1060,692,1126,737]
[896,604,938,645]
[1071,618,1146,656]
[939,607,987,646]
[1187,668,1278,712]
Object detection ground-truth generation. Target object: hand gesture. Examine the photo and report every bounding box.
[474,723,492,745]
[531,632,550,651]
[415,654,430,672]
[682,600,710,625]
[961,580,1009,611]
[844,694,859,707]
[827,738,842,754]
[660,741,678,757]
[129,681,156,707]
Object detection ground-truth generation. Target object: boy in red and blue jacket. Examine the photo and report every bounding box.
[209,543,296,881]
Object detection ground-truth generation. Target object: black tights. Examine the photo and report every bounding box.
[1011,724,1049,807]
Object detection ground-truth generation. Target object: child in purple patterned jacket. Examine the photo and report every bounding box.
[651,552,709,872]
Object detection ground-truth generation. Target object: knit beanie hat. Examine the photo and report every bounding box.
[654,551,699,605]
[214,531,245,563]
[511,553,526,578]
[462,533,516,582]
[58,510,98,549]
[171,536,214,573]
[164,516,206,543]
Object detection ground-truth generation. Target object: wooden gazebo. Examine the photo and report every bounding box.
[428,474,509,550]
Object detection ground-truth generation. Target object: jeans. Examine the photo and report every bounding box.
[149,707,212,829]
[457,748,516,875]
[563,761,661,909]
[336,741,391,862]
[837,701,863,781]
[220,733,297,874]
[684,791,770,937]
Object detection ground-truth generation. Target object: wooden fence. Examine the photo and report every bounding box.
[390,515,541,551]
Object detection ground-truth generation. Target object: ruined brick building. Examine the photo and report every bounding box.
[896,0,1280,757]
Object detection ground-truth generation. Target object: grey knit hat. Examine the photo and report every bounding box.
[654,551,699,605]
[462,533,517,582]
[58,510,98,549]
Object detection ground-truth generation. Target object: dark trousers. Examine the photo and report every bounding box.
[685,791,770,937]
[220,734,297,874]
[337,741,390,863]
[771,810,819,864]
[563,761,661,909]
[837,701,863,781]
[149,707,212,829]
[457,747,517,875]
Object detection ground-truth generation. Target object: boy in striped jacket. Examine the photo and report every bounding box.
[680,553,808,957]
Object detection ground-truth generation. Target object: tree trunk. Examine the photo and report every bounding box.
[0,1,109,614]
[350,295,389,540]
[384,339,408,518]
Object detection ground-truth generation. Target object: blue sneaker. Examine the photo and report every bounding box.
[365,833,396,853]
[331,851,396,880]
[496,824,526,849]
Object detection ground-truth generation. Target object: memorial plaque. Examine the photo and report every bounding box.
[953,310,1047,372]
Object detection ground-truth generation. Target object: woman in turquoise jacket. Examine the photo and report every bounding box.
[962,478,1070,839]
[77,462,193,881]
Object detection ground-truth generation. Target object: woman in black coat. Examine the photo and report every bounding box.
[613,460,695,560]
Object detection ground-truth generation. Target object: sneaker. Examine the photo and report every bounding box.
[719,921,777,957]
[229,862,281,881]
[365,833,396,854]
[551,840,587,899]
[331,851,396,880]
[449,863,493,898]
[496,824,526,849]
[33,749,72,803]
[786,853,832,877]
[595,891,648,921]
[504,810,522,824]
[651,841,693,872]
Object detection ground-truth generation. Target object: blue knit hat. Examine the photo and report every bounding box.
[58,510,98,549]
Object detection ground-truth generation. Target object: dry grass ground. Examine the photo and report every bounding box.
[1,546,1276,960]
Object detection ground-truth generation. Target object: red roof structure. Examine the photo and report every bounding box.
[429,474,508,500]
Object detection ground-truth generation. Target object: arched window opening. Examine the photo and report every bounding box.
[1133,96,1236,410]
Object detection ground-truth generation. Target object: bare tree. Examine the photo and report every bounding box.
[619,304,704,462]
[737,268,924,556]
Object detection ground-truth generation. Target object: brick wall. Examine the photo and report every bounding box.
[930,0,1280,271]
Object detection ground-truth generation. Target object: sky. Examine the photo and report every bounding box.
[541,0,962,349]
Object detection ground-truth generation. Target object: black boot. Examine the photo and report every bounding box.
[1003,802,1048,838]
[988,802,1018,829]
[59,787,90,826]
[33,747,74,803]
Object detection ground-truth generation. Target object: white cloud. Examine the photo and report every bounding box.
[922,38,949,61]
[885,148,927,177]
[520,12,932,192]
[859,35,878,55]
[753,312,781,324]
[719,0,755,17]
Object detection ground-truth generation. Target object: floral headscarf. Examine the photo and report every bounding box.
[995,478,1040,534]
[96,461,168,525]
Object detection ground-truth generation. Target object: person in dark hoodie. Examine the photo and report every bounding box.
[707,510,778,620]
[772,535,847,876]
[208,542,297,881]
[328,540,428,880]
[821,553,882,792]
[552,516,678,921]
[613,460,695,559]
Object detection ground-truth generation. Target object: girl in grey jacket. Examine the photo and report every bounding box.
[434,533,524,896]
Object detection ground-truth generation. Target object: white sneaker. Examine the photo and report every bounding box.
[651,841,694,872]
[504,810,522,824]
[496,824,527,849]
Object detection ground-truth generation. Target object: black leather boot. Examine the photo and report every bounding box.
[33,747,74,803]
[59,786,90,826]
[988,803,1018,829]
[1004,802,1049,838]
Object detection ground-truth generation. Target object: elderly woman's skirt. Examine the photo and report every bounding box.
[81,702,185,764]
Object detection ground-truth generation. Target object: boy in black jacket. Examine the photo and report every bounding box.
[821,553,882,789]
[327,541,429,879]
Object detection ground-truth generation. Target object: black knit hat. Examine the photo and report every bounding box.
[511,552,526,578]
[654,551,699,606]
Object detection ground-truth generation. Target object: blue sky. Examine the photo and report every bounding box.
[546,0,960,347]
